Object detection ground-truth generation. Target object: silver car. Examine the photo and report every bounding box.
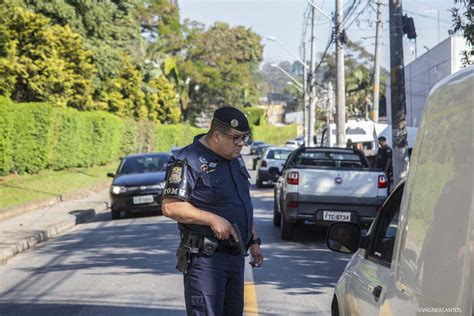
[255,147,293,188]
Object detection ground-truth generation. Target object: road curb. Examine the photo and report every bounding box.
[0,181,111,222]
[0,202,109,264]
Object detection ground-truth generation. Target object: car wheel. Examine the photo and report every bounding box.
[111,209,121,220]
[331,295,340,316]
[273,197,281,227]
[280,212,294,241]
[256,178,264,188]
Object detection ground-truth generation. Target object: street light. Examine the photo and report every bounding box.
[271,63,303,90]
[307,0,332,22]
[267,36,309,70]
[287,81,303,93]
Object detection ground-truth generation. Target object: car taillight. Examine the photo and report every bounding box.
[287,171,299,185]
[378,175,388,188]
[261,160,267,167]
[287,200,298,208]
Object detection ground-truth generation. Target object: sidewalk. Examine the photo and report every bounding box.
[0,189,110,263]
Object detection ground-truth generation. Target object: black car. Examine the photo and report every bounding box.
[107,152,171,220]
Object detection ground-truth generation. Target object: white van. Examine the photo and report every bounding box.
[320,120,418,157]
[326,66,473,315]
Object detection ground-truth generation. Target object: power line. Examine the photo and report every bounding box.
[403,9,452,24]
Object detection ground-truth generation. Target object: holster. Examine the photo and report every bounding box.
[175,233,219,273]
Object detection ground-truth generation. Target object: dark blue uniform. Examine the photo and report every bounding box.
[167,134,253,316]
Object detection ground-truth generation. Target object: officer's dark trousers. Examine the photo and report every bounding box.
[184,252,245,316]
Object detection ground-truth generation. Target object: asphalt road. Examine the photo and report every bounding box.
[0,155,351,315]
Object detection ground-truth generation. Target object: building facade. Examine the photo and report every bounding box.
[401,35,468,127]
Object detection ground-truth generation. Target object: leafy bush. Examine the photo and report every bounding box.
[252,124,298,146]
[0,97,13,175]
[243,107,265,125]
[10,103,55,174]
[155,124,206,152]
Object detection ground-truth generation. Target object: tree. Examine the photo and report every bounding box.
[137,0,183,55]
[318,40,386,119]
[0,6,95,109]
[450,0,473,65]
[178,21,263,122]
[259,61,296,95]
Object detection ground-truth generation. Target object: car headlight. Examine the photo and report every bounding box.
[111,186,126,195]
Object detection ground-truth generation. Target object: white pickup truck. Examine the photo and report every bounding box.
[272,147,389,240]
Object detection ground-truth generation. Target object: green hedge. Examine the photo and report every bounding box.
[11,103,55,174]
[1,101,294,176]
[0,101,209,175]
[155,124,206,152]
[252,124,298,146]
[0,97,13,175]
[243,107,265,125]
[49,109,126,169]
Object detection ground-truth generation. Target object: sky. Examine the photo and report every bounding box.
[178,0,457,69]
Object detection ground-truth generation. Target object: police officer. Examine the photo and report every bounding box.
[162,106,264,316]
[375,136,393,186]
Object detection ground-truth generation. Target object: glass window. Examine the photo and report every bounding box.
[346,127,367,135]
[270,150,292,160]
[119,155,170,174]
[291,150,366,168]
[368,184,404,264]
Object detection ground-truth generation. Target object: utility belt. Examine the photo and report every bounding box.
[176,232,247,273]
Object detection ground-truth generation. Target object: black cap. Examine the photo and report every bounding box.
[212,106,250,132]
[378,136,386,141]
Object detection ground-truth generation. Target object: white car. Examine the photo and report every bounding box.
[325,66,473,316]
[284,140,299,149]
[255,147,293,188]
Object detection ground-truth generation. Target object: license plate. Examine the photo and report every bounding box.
[133,195,154,204]
[323,211,351,222]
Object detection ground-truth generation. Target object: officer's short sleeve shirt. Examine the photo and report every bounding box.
[163,134,254,243]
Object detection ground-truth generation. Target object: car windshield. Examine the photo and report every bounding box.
[118,155,170,174]
[292,151,366,168]
[267,149,292,160]
[256,146,269,154]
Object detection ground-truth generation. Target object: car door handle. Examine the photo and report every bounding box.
[372,285,383,302]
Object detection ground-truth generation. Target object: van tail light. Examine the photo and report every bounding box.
[261,160,267,167]
[287,200,298,208]
[287,171,299,185]
[378,175,388,188]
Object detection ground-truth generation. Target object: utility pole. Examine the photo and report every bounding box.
[309,4,317,146]
[389,0,409,186]
[372,1,383,123]
[327,82,334,126]
[335,0,346,147]
[302,42,308,146]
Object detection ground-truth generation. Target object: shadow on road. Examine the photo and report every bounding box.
[250,184,351,298]
[0,303,184,315]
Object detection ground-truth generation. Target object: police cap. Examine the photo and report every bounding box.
[212,106,250,132]
[378,136,387,142]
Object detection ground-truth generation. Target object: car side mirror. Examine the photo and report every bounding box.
[268,167,281,176]
[326,222,362,254]
[107,172,115,178]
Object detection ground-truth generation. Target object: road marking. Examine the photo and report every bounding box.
[244,257,259,315]
[244,281,259,315]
